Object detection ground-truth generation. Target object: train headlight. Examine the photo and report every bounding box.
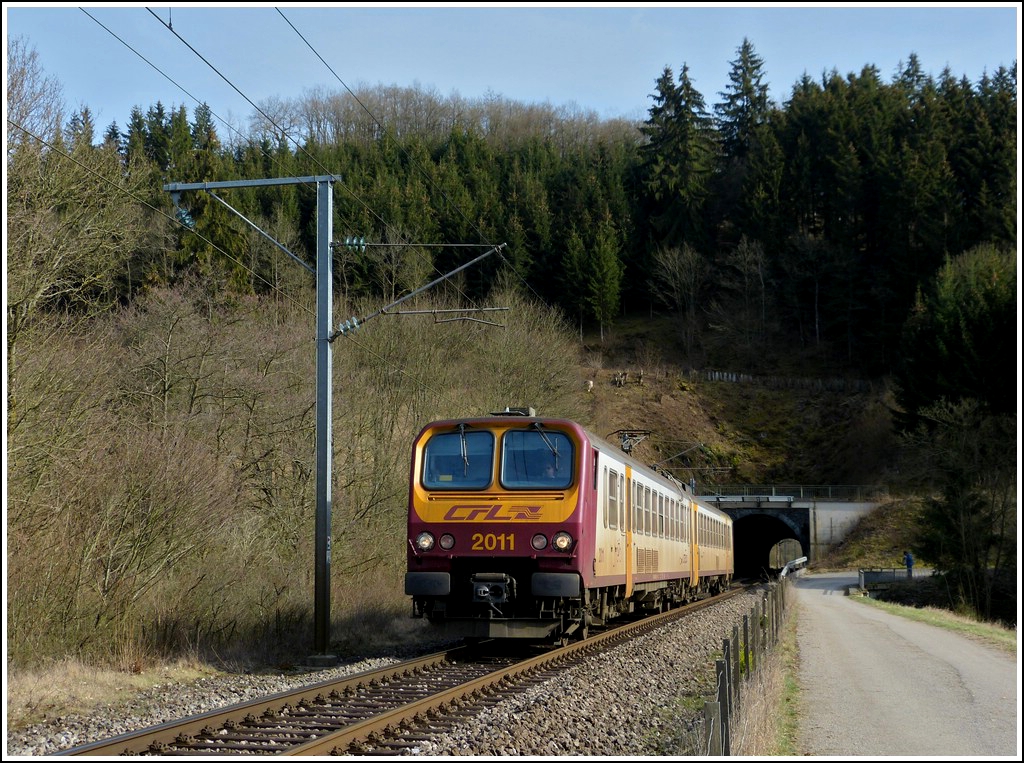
[415,532,435,551]
[439,534,455,550]
[552,531,573,552]
[531,533,548,550]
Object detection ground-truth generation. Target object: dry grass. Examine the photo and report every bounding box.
[655,584,797,756]
[809,496,926,571]
[6,656,220,729]
[729,647,791,755]
[731,600,801,756]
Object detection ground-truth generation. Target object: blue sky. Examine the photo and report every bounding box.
[4,3,1020,133]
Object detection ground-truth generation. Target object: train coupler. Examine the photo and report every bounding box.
[471,572,516,616]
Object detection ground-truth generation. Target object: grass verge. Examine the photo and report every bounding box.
[853,596,1017,656]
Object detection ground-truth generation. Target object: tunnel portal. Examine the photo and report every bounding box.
[730,508,809,578]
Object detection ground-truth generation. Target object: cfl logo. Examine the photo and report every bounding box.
[444,504,543,521]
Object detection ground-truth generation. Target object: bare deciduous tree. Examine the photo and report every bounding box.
[6,35,63,151]
[649,243,707,355]
[7,40,149,360]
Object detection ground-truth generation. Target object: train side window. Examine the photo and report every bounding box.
[607,469,618,530]
[641,483,647,533]
[644,486,652,536]
[619,475,625,531]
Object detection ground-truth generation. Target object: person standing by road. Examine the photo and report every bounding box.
[903,550,914,578]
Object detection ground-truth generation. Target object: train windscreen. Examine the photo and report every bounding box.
[500,429,574,489]
[422,430,495,489]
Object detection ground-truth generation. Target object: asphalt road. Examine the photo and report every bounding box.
[792,571,1019,757]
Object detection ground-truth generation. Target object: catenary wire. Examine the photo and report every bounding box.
[276,6,552,307]
[141,6,487,310]
[67,8,545,408]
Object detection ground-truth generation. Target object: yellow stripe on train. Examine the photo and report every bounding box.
[412,497,577,522]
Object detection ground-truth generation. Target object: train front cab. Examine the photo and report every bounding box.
[405,418,589,640]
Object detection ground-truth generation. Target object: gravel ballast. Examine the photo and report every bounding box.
[7,586,772,757]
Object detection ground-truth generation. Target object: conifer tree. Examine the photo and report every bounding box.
[640,64,716,248]
[714,38,771,161]
[561,224,589,337]
[144,101,171,170]
[893,243,1016,422]
[102,121,122,153]
[712,38,775,247]
[65,107,95,149]
[168,104,192,176]
[587,214,623,342]
[124,106,147,163]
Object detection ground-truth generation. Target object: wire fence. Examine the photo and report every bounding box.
[701,484,889,501]
[691,369,875,394]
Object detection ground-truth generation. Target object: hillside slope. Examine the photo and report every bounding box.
[571,316,900,490]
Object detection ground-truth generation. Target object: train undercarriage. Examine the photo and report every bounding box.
[409,568,731,642]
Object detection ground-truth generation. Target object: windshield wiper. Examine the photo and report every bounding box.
[530,422,560,467]
[457,423,470,476]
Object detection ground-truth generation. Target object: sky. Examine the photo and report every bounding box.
[4,3,1020,136]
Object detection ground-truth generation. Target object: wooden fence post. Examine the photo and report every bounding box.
[704,702,722,756]
[731,624,741,711]
[743,613,750,679]
[722,639,734,716]
[717,659,731,755]
[751,604,759,673]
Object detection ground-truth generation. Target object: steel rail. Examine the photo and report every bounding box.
[289,587,747,756]
[60,586,748,756]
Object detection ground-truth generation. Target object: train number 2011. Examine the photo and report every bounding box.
[471,532,515,551]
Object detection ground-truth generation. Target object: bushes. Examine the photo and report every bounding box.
[7,282,584,668]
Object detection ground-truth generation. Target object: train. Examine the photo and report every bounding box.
[405,408,734,642]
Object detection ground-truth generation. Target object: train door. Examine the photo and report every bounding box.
[624,466,633,598]
[688,498,699,587]
[604,463,625,577]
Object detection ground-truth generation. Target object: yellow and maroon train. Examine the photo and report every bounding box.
[405,410,734,641]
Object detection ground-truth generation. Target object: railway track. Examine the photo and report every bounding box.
[60,587,747,756]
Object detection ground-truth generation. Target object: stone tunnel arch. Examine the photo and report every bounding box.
[730,508,810,578]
